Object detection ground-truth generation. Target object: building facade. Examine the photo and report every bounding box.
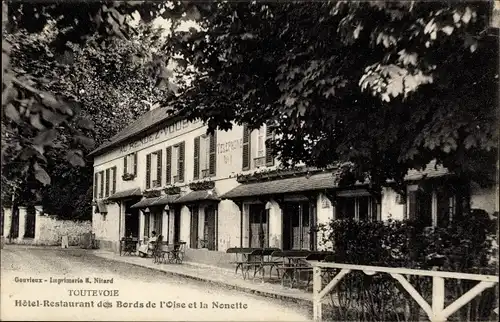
[90,107,499,263]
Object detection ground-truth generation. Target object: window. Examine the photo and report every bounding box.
[242,124,274,170]
[146,150,162,189]
[94,167,116,199]
[105,169,110,197]
[193,133,216,180]
[407,184,456,228]
[123,153,137,176]
[166,142,185,184]
[336,196,378,221]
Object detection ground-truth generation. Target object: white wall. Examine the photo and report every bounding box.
[470,184,498,214]
[381,187,405,220]
[34,215,91,246]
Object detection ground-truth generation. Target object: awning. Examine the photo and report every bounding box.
[96,200,108,213]
[131,197,160,209]
[108,188,142,200]
[173,190,220,204]
[221,172,337,199]
[130,194,180,208]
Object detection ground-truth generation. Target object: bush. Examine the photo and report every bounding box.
[318,209,498,321]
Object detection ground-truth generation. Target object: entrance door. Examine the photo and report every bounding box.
[249,204,268,248]
[174,207,181,243]
[283,202,311,250]
[125,201,140,238]
[204,206,216,250]
[25,206,36,238]
[190,207,199,248]
[11,207,19,239]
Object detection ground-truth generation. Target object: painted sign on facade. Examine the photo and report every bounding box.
[119,119,201,154]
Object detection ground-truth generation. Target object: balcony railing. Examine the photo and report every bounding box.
[254,156,266,168]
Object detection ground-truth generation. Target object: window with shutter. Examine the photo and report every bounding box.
[265,124,275,166]
[193,137,200,180]
[242,124,251,170]
[156,150,162,187]
[99,171,104,198]
[146,154,151,189]
[209,132,217,176]
[94,173,98,200]
[123,156,127,175]
[133,153,138,175]
[112,167,117,194]
[105,169,110,197]
[178,141,185,182]
[166,146,172,184]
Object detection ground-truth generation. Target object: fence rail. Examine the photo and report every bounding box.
[308,261,499,322]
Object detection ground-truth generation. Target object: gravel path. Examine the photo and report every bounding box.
[1,245,311,321]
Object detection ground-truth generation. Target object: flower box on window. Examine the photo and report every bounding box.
[122,173,136,181]
[164,186,181,195]
[189,180,215,191]
[143,190,161,198]
[254,156,266,168]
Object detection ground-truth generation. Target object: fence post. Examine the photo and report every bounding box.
[2,207,12,238]
[34,205,43,242]
[17,206,27,242]
[432,276,446,322]
[313,266,322,322]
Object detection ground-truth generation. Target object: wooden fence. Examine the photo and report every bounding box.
[309,261,499,322]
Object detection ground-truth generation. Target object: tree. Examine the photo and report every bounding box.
[5,19,173,219]
[2,0,196,196]
[164,1,498,194]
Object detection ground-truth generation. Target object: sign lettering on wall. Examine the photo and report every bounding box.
[119,119,200,154]
[218,139,243,165]
[217,139,243,155]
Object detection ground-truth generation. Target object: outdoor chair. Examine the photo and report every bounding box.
[161,241,186,264]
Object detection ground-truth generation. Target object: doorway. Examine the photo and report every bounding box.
[124,201,140,238]
[204,206,216,250]
[25,206,36,238]
[249,204,268,248]
[174,207,181,243]
[283,201,311,250]
[190,207,199,248]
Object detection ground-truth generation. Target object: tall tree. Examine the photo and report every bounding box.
[165,1,498,193]
[5,20,173,218]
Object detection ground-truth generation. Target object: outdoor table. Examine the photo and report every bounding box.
[271,250,337,288]
[120,237,138,256]
[226,247,280,280]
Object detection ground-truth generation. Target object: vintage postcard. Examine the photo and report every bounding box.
[1,1,499,321]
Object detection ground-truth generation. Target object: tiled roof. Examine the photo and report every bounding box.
[173,190,220,204]
[107,188,142,200]
[89,106,177,157]
[404,160,449,181]
[221,172,337,199]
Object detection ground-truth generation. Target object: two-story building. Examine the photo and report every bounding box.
[89,105,498,265]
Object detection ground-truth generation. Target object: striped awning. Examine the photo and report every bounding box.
[96,200,108,213]
[108,188,142,200]
[131,194,180,208]
[173,190,219,204]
